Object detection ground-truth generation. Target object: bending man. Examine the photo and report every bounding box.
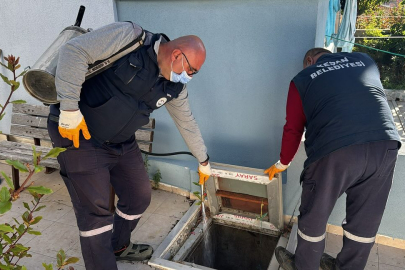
[265,48,401,270]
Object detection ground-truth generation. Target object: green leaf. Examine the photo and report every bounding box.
[196,201,202,205]
[13,217,21,225]
[23,202,31,211]
[0,186,11,202]
[5,159,28,172]
[59,249,66,263]
[34,165,45,173]
[22,266,28,270]
[65,257,80,264]
[57,253,63,267]
[17,70,28,79]
[192,191,201,200]
[0,263,11,270]
[10,99,26,104]
[43,147,66,160]
[22,211,30,223]
[34,205,46,212]
[1,171,14,190]
[0,201,12,214]
[192,182,201,186]
[29,216,42,225]
[0,62,8,69]
[42,263,53,270]
[9,80,20,91]
[0,73,11,85]
[10,243,29,253]
[0,112,5,121]
[16,224,25,235]
[0,224,14,233]
[26,186,53,195]
[3,234,12,244]
[27,230,41,235]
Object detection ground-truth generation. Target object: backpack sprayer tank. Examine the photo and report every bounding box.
[22,6,87,104]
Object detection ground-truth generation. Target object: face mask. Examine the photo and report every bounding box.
[170,56,192,84]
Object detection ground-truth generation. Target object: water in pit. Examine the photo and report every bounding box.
[184,223,279,270]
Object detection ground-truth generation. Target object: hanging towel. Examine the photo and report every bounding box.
[325,0,341,46]
[335,0,357,52]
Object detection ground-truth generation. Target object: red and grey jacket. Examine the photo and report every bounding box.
[281,52,401,169]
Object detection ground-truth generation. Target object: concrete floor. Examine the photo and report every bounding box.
[1,162,405,270]
[0,163,191,270]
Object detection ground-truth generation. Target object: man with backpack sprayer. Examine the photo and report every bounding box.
[46,22,211,269]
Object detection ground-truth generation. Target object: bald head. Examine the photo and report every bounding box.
[158,35,206,82]
[303,48,332,69]
[168,35,206,58]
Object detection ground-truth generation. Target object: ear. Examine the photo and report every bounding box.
[304,56,313,68]
[171,49,182,62]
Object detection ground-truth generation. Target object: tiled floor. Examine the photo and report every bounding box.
[1,162,405,270]
[0,162,191,270]
[325,232,405,270]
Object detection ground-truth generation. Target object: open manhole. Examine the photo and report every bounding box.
[184,223,278,270]
[149,163,286,270]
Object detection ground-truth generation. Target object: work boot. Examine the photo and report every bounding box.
[275,246,297,270]
[320,253,340,270]
[114,242,153,261]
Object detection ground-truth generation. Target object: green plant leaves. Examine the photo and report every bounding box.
[0,224,14,233]
[34,205,46,212]
[42,263,53,270]
[23,202,30,211]
[9,80,20,91]
[27,229,41,235]
[1,171,14,190]
[10,99,26,104]
[29,216,42,225]
[65,257,80,264]
[0,73,11,85]
[192,182,201,186]
[193,191,201,200]
[5,160,28,172]
[43,147,66,160]
[26,186,53,195]
[17,70,28,79]
[0,113,5,121]
[9,243,29,253]
[57,249,66,267]
[0,186,11,202]
[34,165,45,173]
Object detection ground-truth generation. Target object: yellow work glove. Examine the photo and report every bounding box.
[198,162,212,185]
[58,110,91,148]
[264,160,290,181]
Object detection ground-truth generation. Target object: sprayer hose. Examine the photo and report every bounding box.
[140,150,194,157]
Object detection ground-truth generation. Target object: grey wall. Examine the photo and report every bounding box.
[0,0,116,134]
[117,0,328,170]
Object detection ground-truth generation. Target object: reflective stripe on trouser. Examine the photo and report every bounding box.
[47,116,151,270]
[295,141,398,270]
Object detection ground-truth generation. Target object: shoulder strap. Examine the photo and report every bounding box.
[85,22,146,79]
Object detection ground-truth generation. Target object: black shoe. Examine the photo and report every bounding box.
[320,253,339,270]
[275,246,297,270]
